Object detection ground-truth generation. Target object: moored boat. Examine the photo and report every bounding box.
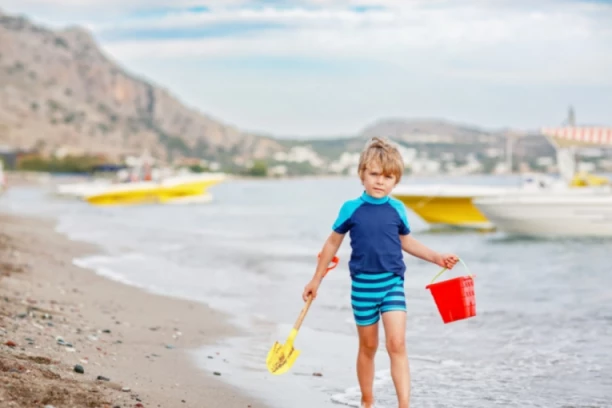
[84,173,226,206]
[473,126,612,237]
[391,184,518,230]
[392,125,612,231]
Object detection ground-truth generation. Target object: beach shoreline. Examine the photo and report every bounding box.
[0,210,269,408]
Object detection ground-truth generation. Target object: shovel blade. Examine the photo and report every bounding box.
[266,341,301,375]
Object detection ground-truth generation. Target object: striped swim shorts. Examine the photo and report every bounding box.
[350,271,407,326]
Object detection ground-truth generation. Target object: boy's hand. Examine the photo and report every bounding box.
[302,279,321,302]
[435,253,459,269]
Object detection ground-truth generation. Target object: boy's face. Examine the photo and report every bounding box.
[361,162,397,198]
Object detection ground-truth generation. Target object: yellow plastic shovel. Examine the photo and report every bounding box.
[265,254,339,375]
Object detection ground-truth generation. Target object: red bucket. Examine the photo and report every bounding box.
[425,259,476,324]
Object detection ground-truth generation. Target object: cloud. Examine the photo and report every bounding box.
[81,0,612,86]
[1,0,611,135]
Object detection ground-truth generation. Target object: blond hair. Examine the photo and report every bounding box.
[358,137,404,182]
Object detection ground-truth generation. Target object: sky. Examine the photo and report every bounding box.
[2,0,612,138]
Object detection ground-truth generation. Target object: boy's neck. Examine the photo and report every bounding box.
[361,191,389,204]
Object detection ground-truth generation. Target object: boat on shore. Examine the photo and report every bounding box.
[83,172,225,206]
[55,178,113,198]
[54,151,227,206]
[473,190,612,238]
[391,183,518,230]
[392,124,612,231]
[473,126,612,238]
[391,172,605,231]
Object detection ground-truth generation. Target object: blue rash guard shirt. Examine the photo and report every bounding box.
[332,191,411,278]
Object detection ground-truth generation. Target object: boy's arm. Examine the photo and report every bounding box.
[400,234,443,266]
[310,231,345,283]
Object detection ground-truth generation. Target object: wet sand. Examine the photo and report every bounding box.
[0,211,269,408]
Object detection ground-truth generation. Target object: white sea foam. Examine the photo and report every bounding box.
[73,257,137,287]
[331,369,395,407]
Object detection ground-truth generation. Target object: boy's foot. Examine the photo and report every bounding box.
[361,396,375,408]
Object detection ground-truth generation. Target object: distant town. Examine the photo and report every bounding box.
[4,134,611,179]
[246,142,612,177]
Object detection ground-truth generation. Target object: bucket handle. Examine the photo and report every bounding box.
[427,257,472,286]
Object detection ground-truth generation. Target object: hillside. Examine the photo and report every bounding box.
[358,118,555,158]
[0,9,565,176]
[0,10,283,164]
[292,118,555,161]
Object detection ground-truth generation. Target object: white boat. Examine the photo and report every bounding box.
[392,183,521,230]
[393,122,612,232]
[473,191,612,237]
[391,172,603,230]
[391,128,538,230]
[474,126,612,237]
[55,178,113,198]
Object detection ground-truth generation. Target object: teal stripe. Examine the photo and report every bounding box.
[353,272,394,280]
[381,307,406,313]
[351,300,377,307]
[351,291,384,299]
[351,277,400,289]
[354,308,377,317]
[382,295,405,302]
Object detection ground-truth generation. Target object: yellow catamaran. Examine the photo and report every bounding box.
[84,173,226,206]
[391,184,516,230]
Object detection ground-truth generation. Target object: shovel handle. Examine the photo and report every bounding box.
[294,296,315,331]
[293,254,339,331]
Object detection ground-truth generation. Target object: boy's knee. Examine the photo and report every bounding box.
[386,336,405,355]
[359,338,378,356]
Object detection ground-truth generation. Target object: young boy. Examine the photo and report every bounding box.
[302,137,458,408]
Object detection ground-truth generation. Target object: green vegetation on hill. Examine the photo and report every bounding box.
[17,155,103,173]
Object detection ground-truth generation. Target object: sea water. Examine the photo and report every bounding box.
[1,176,610,407]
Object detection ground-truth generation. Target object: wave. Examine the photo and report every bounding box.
[73,257,139,288]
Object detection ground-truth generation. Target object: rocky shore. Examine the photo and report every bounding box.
[0,212,268,408]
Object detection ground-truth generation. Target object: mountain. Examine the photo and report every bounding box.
[0,10,283,164]
[360,118,555,157]
[293,118,555,162]
[0,9,560,174]
[361,118,497,143]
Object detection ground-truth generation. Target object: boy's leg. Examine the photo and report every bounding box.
[352,272,392,407]
[380,276,410,408]
[356,322,379,407]
[382,311,410,408]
